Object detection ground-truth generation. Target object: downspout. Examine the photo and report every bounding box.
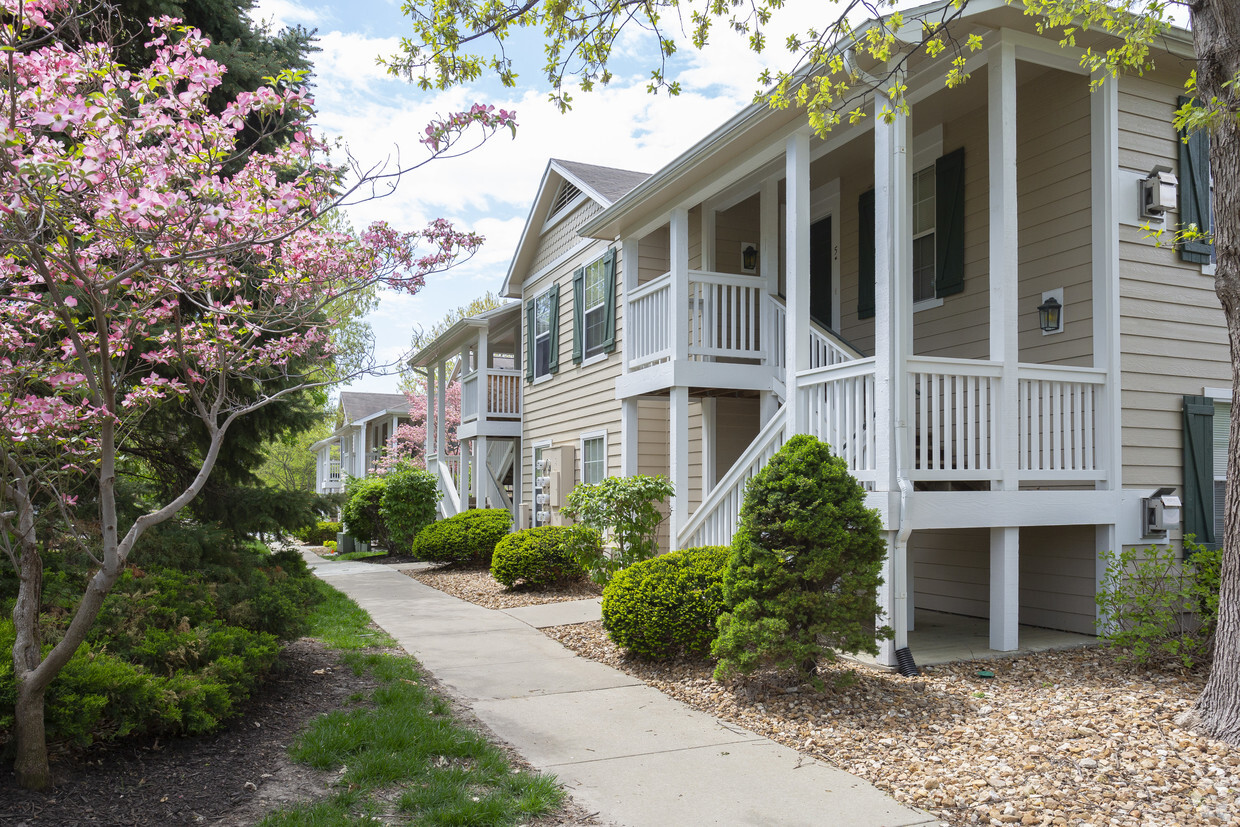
[893,417,918,676]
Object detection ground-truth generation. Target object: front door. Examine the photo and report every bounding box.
[810,216,832,329]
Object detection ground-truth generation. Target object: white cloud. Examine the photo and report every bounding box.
[253,0,327,31]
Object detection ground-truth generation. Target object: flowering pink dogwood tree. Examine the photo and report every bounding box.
[373,382,462,473]
[0,1,514,789]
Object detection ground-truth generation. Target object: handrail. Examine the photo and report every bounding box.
[796,356,878,386]
[687,269,765,288]
[436,459,461,515]
[677,412,789,549]
[628,272,671,302]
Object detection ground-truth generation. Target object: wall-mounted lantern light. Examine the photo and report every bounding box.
[741,242,758,274]
[1141,164,1178,220]
[1038,291,1063,334]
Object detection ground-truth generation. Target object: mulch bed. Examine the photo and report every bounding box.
[406,566,602,610]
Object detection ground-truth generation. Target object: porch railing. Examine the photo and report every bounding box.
[687,271,764,361]
[907,356,1001,480]
[798,358,878,484]
[429,452,462,516]
[768,295,863,375]
[461,368,523,423]
[1017,365,1104,479]
[627,274,672,369]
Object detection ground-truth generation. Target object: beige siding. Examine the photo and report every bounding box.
[912,526,1097,634]
[1117,74,1230,499]
[530,199,603,276]
[714,195,762,276]
[714,397,761,486]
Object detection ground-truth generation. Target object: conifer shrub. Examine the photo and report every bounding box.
[711,434,890,683]
[411,508,512,565]
[379,462,440,551]
[341,476,388,547]
[601,545,729,659]
[490,526,596,588]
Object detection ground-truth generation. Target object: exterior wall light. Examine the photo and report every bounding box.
[1038,291,1063,334]
[1141,164,1177,219]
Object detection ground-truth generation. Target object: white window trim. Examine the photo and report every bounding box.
[913,297,944,313]
[581,255,609,359]
[580,351,608,368]
[533,288,554,380]
[580,430,608,486]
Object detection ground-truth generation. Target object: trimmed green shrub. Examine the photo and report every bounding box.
[491,526,596,588]
[562,474,674,584]
[323,539,337,551]
[602,546,729,658]
[712,434,890,683]
[296,520,342,546]
[411,508,512,565]
[1096,538,1221,668]
[341,476,388,547]
[380,462,440,551]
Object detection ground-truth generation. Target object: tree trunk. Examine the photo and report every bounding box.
[1182,0,1240,744]
[11,681,51,791]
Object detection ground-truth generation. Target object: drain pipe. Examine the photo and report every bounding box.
[893,419,917,677]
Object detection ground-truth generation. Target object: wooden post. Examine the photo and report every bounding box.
[988,37,1020,651]
[669,387,690,548]
[785,131,811,435]
[621,398,639,477]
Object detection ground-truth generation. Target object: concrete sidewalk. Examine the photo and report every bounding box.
[307,553,936,827]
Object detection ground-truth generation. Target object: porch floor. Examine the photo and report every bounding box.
[851,609,1097,669]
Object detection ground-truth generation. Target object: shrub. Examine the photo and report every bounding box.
[602,546,729,658]
[411,509,512,565]
[491,527,596,588]
[296,520,342,546]
[1096,538,1221,669]
[342,476,388,548]
[712,434,890,683]
[562,474,674,584]
[323,539,337,551]
[379,462,440,551]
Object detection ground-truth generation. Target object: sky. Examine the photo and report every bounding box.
[253,0,821,397]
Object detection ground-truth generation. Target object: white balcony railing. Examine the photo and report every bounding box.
[687,272,764,361]
[907,356,1002,480]
[1017,364,1105,479]
[628,274,672,369]
[798,358,878,484]
[461,368,523,423]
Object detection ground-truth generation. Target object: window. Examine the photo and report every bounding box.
[572,249,617,363]
[526,285,559,382]
[856,147,964,320]
[912,165,936,303]
[581,432,607,485]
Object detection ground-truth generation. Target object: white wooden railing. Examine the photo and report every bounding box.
[907,356,1001,480]
[486,369,522,418]
[1017,365,1105,479]
[461,372,480,422]
[768,295,863,372]
[687,271,764,361]
[428,452,462,517]
[678,413,789,549]
[327,458,341,483]
[628,274,672,369]
[798,357,878,484]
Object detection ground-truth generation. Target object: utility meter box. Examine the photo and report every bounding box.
[1142,487,1182,539]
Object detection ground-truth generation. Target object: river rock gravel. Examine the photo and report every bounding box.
[544,621,1238,827]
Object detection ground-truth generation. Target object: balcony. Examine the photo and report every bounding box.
[459,367,522,439]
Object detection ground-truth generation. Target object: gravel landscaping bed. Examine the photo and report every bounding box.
[405,566,601,609]
[544,621,1238,827]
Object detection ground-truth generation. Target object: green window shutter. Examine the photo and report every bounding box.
[602,248,617,354]
[548,283,560,374]
[857,188,875,320]
[1183,394,1215,547]
[1178,95,1213,265]
[935,146,966,297]
[572,267,585,364]
[525,299,535,383]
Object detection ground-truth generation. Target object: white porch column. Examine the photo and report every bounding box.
[1091,71,1122,631]
[621,398,640,477]
[477,326,490,421]
[701,397,717,496]
[988,38,1020,651]
[785,131,811,435]
[475,434,489,508]
[621,237,638,374]
[670,208,690,363]
[511,437,523,527]
[873,87,913,666]
[462,438,474,509]
[435,357,447,469]
[315,449,324,494]
[760,176,782,415]
[669,387,690,548]
[425,364,436,465]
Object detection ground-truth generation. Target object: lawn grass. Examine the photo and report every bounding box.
[258,582,564,827]
[329,549,387,562]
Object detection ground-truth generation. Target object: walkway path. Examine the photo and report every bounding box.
[307,553,937,827]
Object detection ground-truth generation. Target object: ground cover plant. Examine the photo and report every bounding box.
[411,508,511,564]
[0,530,321,749]
[601,545,728,659]
[712,435,890,683]
[258,582,566,826]
[491,525,595,588]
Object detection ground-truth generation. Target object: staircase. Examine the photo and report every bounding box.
[676,310,865,549]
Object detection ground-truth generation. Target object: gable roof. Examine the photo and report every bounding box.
[501,158,649,297]
[339,391,409,425]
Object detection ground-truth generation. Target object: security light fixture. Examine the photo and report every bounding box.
[1141,165,1177,219]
